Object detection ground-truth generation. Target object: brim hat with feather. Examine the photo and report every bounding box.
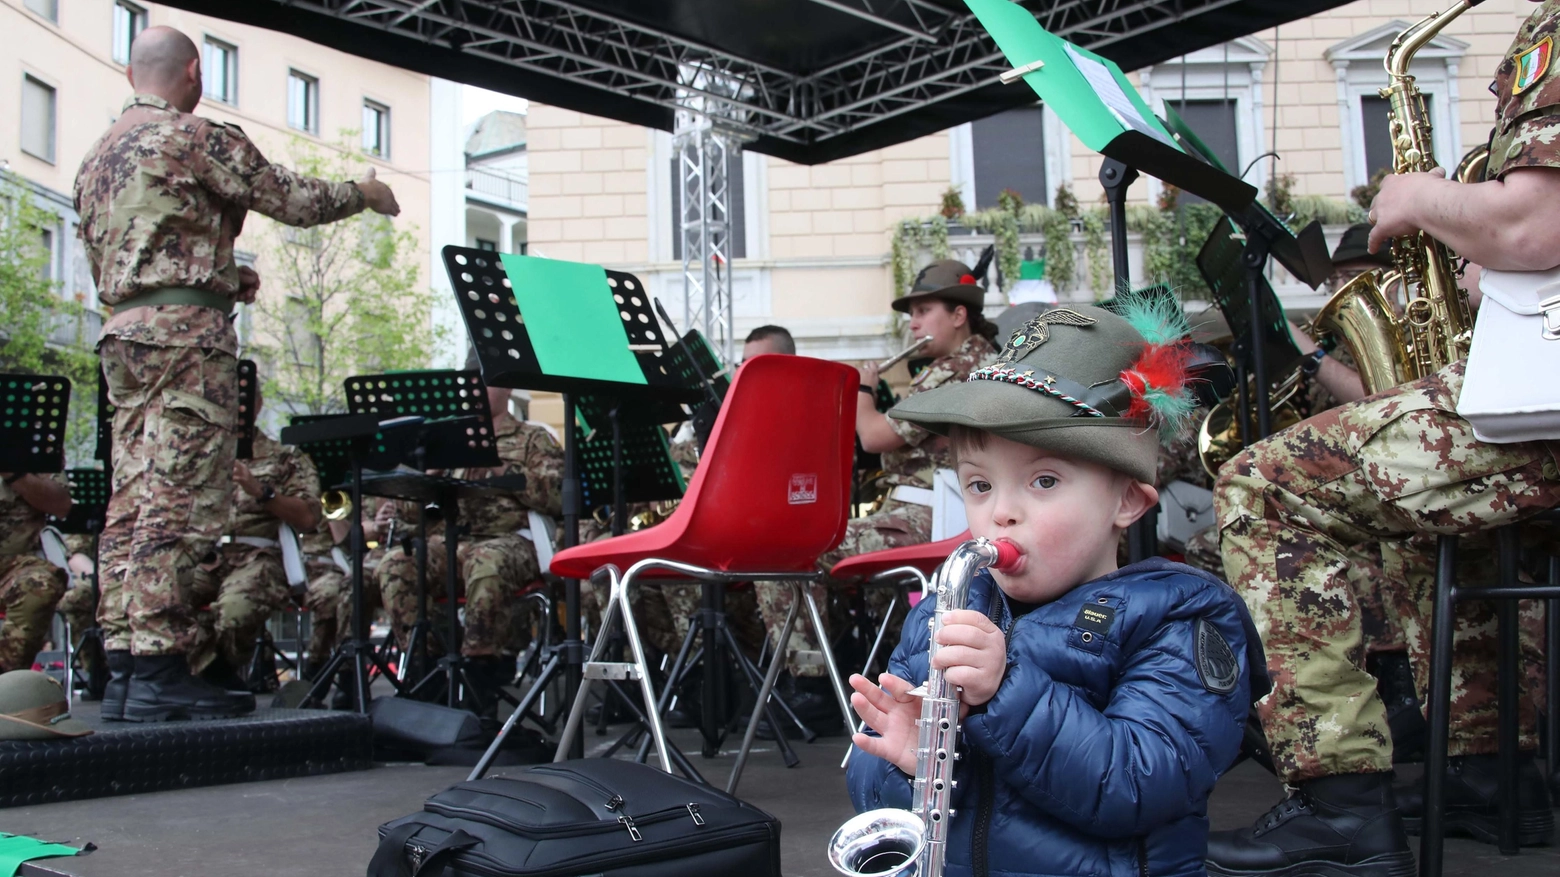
[887,289,1201,484]
[892,246,995,314]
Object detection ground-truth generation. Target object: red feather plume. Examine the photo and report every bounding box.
[1119,341,1195,421]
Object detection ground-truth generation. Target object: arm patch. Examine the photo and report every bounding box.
[1194,618,1239,695]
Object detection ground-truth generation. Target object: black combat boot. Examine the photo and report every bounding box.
[1367,652,1426,763]
[1398,753,1555,846]
[1206,773,1415,877]
[122,654,255,722]
[198,656,258,713]
[100,650,134,721]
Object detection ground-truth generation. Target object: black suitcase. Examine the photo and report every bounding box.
[368,759,781,877]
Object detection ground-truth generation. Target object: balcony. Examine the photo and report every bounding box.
[464,167,527,213]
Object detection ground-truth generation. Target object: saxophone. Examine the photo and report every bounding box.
[827,537,1022,877]
[1312,0,1480,394]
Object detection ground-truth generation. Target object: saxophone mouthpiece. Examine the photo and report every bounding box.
[991,539,1024,573]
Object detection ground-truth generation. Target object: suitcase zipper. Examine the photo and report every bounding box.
[407,823,776,877]
[424,800,692,840]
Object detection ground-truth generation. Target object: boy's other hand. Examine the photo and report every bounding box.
[932,609,1007,707]
[849,672,921,775]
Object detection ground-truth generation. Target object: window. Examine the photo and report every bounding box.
[112,2,148,65]
[203,38,237,104]
[475,238,498,251]
[1165,98,1238,204]
[287,71,319,134]
[362,100,389,157]
[24,0,56,23]
[38,228,55,281]
[971,106,1047,209]
[670,152,746,261]
[1359,95,1434,183]
[21,75,57,163]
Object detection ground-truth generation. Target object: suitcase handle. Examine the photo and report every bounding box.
[367,825,479,877]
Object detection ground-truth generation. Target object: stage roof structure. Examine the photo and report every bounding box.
[162,0,1351,165]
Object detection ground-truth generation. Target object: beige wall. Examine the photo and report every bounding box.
[3,0,433,300]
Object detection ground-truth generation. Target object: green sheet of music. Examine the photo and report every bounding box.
[499,253,646,386]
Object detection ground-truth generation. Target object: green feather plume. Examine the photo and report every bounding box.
[1114,284,1190,347]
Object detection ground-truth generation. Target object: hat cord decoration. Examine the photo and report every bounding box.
[1115,290,1198,439]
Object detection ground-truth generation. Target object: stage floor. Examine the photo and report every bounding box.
[7,722,1559,876]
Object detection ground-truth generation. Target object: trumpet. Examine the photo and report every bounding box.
[321,489,353,521]
[879,336,933,371]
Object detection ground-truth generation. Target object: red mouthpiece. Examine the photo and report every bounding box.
[991,539,1023,573]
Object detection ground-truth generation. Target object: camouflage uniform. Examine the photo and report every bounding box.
[760,334,998,677]
[0,477,69,672]
[1217,361,1560,783]
[76,93,366,657]
[56,534,100,643]
[188,431,320,675]
[299,523,345,662]
[377,412,563,657]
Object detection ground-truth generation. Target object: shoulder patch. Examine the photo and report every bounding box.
[1194,618,1239,695]
[1514,37,1553,96]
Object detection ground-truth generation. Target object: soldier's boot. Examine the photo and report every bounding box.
[99,650,134,721]
[1205,773,1415,877]
[464,656,511,720]
[198,656,259,714]
[1367,652,1426,763]
[1398,753,1555,846]
[123,654,255,722]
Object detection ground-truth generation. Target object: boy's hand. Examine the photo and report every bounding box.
[932,609,1007,707]
[849,672,921,775]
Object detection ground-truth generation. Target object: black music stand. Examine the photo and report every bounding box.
[281,413,415,712]
[51,468,109,698]
[0,374,70,474]
[235,360,258,459]
[445,246,700,762]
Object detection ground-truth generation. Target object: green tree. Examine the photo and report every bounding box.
[243,135,450,415]
[0,173,100,464]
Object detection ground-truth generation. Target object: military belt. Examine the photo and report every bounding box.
[111,286,232,315]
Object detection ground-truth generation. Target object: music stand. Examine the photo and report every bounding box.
[281,413,416,712]
[236,360,258,460]
[51,468,109,700]
[94,367,114,468]
[343,369,504,710]
[445,246,701,761]
[0,374,70,474]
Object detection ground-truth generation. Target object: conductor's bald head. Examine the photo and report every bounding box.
[127,26,203,113]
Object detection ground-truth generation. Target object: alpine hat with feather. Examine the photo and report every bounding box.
[892,247,996,314]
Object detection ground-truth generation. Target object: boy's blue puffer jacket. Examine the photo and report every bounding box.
[847,558,1268,877]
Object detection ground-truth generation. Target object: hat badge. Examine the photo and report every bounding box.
[999,308,1096,363]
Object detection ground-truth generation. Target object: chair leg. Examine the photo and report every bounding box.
[729,587,802,794]
[615,570,671,773]
[1496,526,1521,855]
[800,582,856,737]
[61,617,73,707]
[1548,556,1560,790]
[859,589,901,683]
[1421,534,1458,877]
[555,569,623,764]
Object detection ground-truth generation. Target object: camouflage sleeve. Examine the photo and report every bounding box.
[887,413,933,448]
[519,428,565,518]
[193,121,368,228]
[280,447,321,508]
[1494,108,1560,176]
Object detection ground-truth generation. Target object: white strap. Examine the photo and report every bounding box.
[39,526,69,571]
[525,510,557,575]
[890,485,934,506]
[227,535,280,549]
[279,523,307,587]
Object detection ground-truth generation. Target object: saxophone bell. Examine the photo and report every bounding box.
[828,809,926,877]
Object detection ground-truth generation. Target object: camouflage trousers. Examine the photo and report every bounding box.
[0,554,67,672]
[56,580,97,644]
[97,340,237,656]
[187,544,290,675]
[1216,360,1560,783]
[303,562,347,662]
[760,499,933,678]
[1184,524,1409,652]
[378,534,541,657]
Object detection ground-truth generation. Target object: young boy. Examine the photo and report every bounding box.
[846,301,1267,877]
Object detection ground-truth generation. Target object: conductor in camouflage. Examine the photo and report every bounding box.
[75,25,400,718]
[1209,2,1560,870]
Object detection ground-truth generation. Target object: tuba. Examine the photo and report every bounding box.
[1197,367,1305,478]
[827,537,1022,877]
[1312,0,1479,395]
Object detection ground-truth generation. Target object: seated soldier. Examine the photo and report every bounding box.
[0,471,72,673]
[377,380,563,702]
[188,392,321,692]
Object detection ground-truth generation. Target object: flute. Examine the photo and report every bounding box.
[878,335,933,371]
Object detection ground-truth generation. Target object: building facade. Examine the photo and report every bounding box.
[2,0,441,361]
[524,0,1533,373]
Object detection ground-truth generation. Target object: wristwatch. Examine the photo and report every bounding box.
[859,383,876,395]
[258,482,277,504]
[1299,349,1327,378]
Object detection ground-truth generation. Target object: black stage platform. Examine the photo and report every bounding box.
[5,725,1557,877]
[0,701,373,808]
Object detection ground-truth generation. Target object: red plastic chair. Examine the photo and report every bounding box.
[548,354,857,788]
[831,531,969,677]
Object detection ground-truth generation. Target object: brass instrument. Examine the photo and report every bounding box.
[828,538,1021,877]
[879,336,933,371]
[321,489,353,521]
[1197,367,1305,478]
[630,499,679,531]
[1453,143,1489,185]
[1312,0,1478,395]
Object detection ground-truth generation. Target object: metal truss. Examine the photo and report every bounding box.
[269,0,1257,148]
[675,67,746,364]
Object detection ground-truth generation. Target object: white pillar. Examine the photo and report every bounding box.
[1446,60,1463,164]
[1249,62,1267,193]
[1333,60,1357,190]
[428,77,466,368]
